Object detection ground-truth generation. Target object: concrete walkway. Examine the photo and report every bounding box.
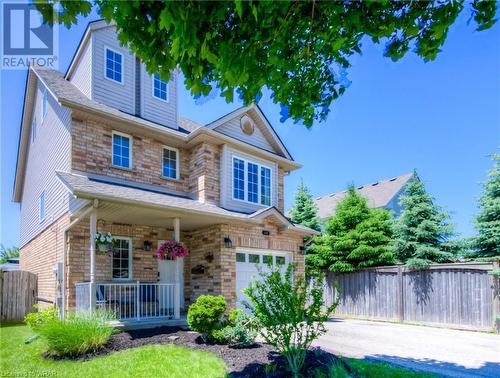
[313,318,500,377]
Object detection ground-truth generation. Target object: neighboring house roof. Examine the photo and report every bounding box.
[13,66,300,202]
[0,258,19,272]
[314,173,413,219]
[56,171,318,235]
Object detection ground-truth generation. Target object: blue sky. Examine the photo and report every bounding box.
[1,9,499,248]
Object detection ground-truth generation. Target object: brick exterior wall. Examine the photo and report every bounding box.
[20,214,70,307]
[71,117,189,193]
[277,167,285,213]
[187,142,220,204]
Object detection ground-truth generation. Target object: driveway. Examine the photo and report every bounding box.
[313,318,500,377]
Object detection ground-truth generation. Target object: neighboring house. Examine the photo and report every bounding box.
[13,20,318,321]
[314,173,413,220]
[0,258,20,271]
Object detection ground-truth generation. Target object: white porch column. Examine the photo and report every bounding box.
[89,209,97,312]
[173,217,181,319]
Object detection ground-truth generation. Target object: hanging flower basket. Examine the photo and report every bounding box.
[157,240,188,260]
[94,232,115,254]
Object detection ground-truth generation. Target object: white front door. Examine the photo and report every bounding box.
[158,241,184,308]
[235,249,291,311]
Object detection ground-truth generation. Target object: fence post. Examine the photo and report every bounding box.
[397,265,404,323]
[492,261,499,333]
[136,281,140,321]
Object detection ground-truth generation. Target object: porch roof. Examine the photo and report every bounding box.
[57,171,319,235]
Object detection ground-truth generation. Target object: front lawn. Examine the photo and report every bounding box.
[0,324,226,378]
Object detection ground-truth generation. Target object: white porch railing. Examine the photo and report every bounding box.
[75,282,178,320]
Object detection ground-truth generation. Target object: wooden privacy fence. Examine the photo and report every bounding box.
[0,270,37,322]
[320,262,499,332]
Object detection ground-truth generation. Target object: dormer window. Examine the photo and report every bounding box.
[153,73,168,101]
[105,47,123,84]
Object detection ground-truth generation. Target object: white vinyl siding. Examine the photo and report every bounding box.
[112,131,132,169]
[230,154,273,207]
[140,64,178,128]
[39,191,45,222]
[152,73,168,101]
[92,27,135,114]
[162,146,178,179]
[19,81,73,247]
[41,90,47,123]
[31,118,36,143]
[112,237,132,280]
[68,38,92,97]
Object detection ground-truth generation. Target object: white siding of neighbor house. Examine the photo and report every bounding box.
[91,26,135,114]
[220,146,278,213]
[19,81,73,247]
[68,38,92,98]
[214,115,276,153]
[140,65,178,129]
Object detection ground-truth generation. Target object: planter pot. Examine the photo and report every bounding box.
[97,244,109,253]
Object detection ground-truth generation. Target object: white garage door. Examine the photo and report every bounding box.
[235,249,292,310]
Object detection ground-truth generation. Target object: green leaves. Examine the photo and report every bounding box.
[36,0,497,126]
[289,179,321,232]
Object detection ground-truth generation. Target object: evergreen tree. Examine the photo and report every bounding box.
[474,154,500,257]
[392,172,454,268]
[307,187,394,272]
[289,180,320,231]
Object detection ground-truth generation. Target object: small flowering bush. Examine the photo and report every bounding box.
[157,240,188,260]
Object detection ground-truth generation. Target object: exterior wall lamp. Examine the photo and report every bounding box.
[224,237,233,249]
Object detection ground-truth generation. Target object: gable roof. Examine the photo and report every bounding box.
[205,104,293,160]
[314,173,413,219]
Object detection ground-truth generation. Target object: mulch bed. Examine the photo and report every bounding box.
[45,326,349,377]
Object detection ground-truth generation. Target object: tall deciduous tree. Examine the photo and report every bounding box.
[474,154,500,257]
[289,180,320,232]
[392,173,454,268]
[307,187,394,272]
[37,1,497,126]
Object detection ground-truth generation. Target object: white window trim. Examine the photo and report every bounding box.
[111,130,133,169]
[235,248,292,266]
[231,155,272,206]
[40,90,47,123]
[104,46,125,85]
[161,145,180,180]
[112,236,133,281]
[39,191,45,223]
[152,73,169,102]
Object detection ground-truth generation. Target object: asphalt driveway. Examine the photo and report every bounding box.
[313,318,500,377]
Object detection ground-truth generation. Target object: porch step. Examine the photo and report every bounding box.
[109,316,188,331]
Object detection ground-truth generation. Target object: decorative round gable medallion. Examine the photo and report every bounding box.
[240,115,255,135]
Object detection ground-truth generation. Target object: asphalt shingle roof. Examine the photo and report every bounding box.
[314,173,413,219]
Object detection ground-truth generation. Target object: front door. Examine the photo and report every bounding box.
[158,241,184,309]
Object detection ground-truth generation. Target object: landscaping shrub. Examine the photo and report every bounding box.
[222,312,257,348]
[243,264,338,378]
[24,305,59,332]
[227,308,243,326]
[187,295,227,341]
[38,310,115,357]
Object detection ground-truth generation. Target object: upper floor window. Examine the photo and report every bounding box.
[112,131,132,169]
[112,237,132,280]
[39,191,45,222]
[105,47,123,84]
[232,156,272,206]
[31,118,36,143]
[162,146,178,179]
[41,90,47,122]
[153,73,168,101]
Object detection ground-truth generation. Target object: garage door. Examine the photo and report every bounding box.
[235,249,291,310]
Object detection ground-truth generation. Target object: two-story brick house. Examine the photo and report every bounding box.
[13,20,317,323]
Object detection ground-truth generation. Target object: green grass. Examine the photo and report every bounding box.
[1,324,226,378]
[325,357,436,378]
